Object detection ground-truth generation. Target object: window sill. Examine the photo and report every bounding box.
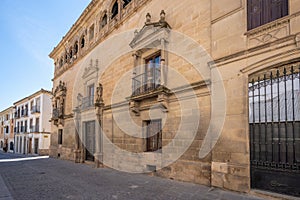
[245,15,290,37]
[144,149,162,154]
[245,10,300,38]
[130,86,170,101]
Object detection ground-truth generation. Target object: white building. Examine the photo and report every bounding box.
[0,106,15,153]
[14,89,52,155]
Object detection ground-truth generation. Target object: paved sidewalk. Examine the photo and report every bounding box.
[0,152,264,200]
[0,151,37,159]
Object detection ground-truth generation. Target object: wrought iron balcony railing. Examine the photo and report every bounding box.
[14,112,20,119]
[31,105,40,114]
[81,96,94,109]
[21,109,28,117]
[30,125,39,133]
[132,68,161,96]
[14,127,20,133]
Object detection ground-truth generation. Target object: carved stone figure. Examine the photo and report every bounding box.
[96,83,103,103]
[59,98,64,116]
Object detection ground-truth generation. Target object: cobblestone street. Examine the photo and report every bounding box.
[0,152,263,200]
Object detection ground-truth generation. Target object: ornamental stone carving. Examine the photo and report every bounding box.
[52,81,67,126]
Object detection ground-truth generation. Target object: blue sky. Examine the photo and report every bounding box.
[0,0,91,111]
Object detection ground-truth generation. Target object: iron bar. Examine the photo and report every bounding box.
[249,63,300,196]
[252,78,256,162]
[270,71,274,163]
[258,76,262,162]
[277,69,281,164]
[291,66,295,165]
[264,74,268,162]
[283,67,288,164]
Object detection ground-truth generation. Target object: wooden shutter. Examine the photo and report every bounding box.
[248,0,263,30]
[270,0,288,21]
[247,0,288,30]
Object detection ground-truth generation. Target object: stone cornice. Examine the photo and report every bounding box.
[13,89,52,106]
[0,106,14,115]
[49,0,99,58]
[50,0,151,81]
[209,34,298,68]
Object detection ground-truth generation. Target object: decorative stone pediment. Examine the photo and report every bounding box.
[129,11,171,115]
[82,59,99,79]
[129,10,171,50]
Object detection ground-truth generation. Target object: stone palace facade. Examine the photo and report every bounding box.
[49,0,300,197]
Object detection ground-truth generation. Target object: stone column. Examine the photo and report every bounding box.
[160,38,166,86]
[95,104,104,168]
[132,52,140,86]
[73,107,82,163]
[118,0,122,21]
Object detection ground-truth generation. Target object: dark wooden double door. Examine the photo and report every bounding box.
[84,121,95,161]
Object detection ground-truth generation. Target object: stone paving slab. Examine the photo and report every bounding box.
[0,175,13,200]
[0,152,264,200]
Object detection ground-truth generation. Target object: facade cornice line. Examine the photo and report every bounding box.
[13,89,52,106]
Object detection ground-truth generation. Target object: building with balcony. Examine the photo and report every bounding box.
[49,0,300,197]
[0,107,15,153]
[14,89,52,155]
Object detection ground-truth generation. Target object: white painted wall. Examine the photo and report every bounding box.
[13,90,52,154]
[41,93,52,133]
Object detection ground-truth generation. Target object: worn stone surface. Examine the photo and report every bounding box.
[0,153,263,200]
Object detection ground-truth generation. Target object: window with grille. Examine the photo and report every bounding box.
[58,129,63,145]
[144,119,162,152]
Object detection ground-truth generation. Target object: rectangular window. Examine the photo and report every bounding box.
[21,121,24,132]
[58,129,63,145]
[30,100,34,111]
[132,52,161,96]
[24,121,27,132]
[36,97,41,111]
[35,118,39,132]
[30,118,33,132]
[83,84,95,108]
[24,104,28,116]
[247,0,288,30]
[144,119,162,152]
[21,106,24,116]
[5,126,9,134]
[88,84,95,97]
[145,54,161,91]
